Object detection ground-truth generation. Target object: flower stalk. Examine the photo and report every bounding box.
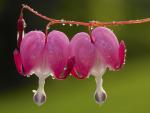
[21,4,150,30]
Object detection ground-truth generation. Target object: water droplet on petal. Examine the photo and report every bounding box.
[24,22,27,28]
[112,21,116,24]
[64,66,67,71]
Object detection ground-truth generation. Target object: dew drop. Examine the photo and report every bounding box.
[64,66,67,71]
[76,24,79,26]
[60,19,65,22]
[76,71,81,76]
[52,76,55,79]
[62,23,66,26]
[112,21,116,24]
[47,26,50,30]
[24,22,27,28]
[32,90,37,93]
[90,26,94,30]
[69,24,73,26]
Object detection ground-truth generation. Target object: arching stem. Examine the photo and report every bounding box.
[21,4,150,28]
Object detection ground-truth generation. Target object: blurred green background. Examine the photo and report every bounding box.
[0,0,150,113]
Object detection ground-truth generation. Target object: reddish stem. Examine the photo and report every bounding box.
[22,4,150,28]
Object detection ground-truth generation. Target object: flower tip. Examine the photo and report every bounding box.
[33,90,46,106]
[94,91,107,105]
[117,40,126,70]
[110,40,126,71]
[13,49,24,75]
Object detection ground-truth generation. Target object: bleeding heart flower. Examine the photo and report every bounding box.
[14,17,126,106]
[70,27,126,104]
[14,30,70,105]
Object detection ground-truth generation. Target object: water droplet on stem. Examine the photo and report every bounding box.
[62,23,65,26]
[69,24,73,26]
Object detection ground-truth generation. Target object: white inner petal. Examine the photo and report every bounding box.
[90,54,107,104]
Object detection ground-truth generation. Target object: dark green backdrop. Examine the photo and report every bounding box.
[0,0,150,113]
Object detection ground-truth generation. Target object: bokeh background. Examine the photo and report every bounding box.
[0,0,150,113]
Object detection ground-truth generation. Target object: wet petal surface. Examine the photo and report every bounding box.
[92,27,125,70]
[20,31,46,75]
[13,49,23,75]
[70,32,96,78]
[46,30,69,79]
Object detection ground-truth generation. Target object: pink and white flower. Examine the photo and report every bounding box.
[70,27,126,104]
[14,19,126,105]
[14,29,70,105]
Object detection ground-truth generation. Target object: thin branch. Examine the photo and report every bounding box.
[21,4,150,27]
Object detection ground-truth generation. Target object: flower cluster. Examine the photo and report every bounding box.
[14,11,126,106]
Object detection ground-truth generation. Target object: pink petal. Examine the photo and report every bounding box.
[63,57,75,78]
[70,32,96,79]
[17,16,24,48]
[119,40,126,69]
[92,27,122,70]
[13,49,23,75]
[20,31,45,75]
[46,30,69,80]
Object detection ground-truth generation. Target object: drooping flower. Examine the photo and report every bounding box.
[14,17,126,106]
[70,27,126,104]
[14,30,70,105]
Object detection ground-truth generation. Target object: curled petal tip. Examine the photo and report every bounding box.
[13,49,24,75]
[33,90,46,106]
[118,40,126,69]
[70,32,96,79]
